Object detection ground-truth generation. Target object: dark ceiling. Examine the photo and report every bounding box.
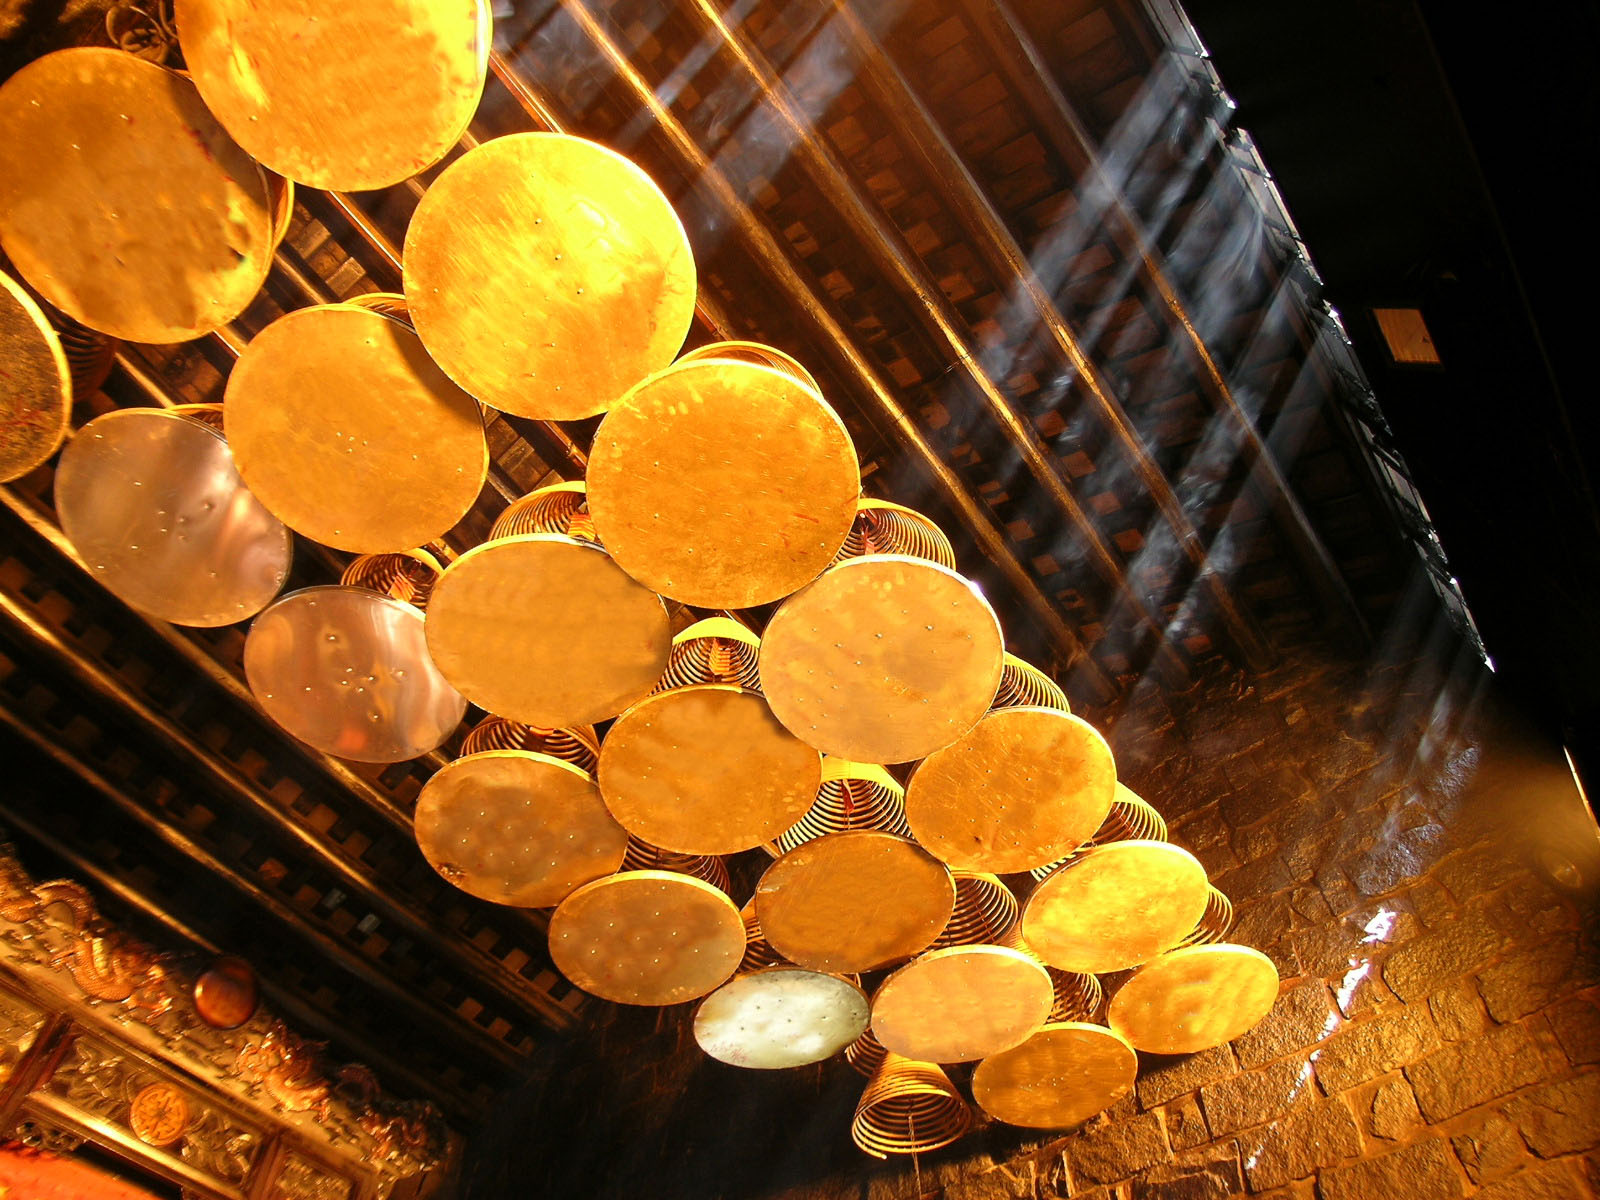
[0,0,1539,1136]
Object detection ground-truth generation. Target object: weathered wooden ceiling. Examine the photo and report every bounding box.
[0,0,1426,1129]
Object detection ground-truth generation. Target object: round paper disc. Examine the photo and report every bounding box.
[403,133,696,420]
[760,555,1004,763]
[905,707,1116,872]
[425,534,671,727]
[0,48,273,342]
[754,831,954,974]
[694,967,869,1069]
[55,408,292,626]
[598,685,821,856]
[871,945,1053,1063]
[1021,841,1209,973]
[244,585,465,762]
[415,750,628,908]
[0,270,70,482]
[972,1023,1137,1128]
[587,358,860,608]
[1108,943,1280,1055]
[548,870,743,1006]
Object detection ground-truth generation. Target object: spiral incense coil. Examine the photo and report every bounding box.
[676,340,821,394]
[738,902,789,974]
[1029,856,1072,884]
[340,550,443,611]
[831,500,956,570]
[344,291,412,325]
[851,1054,972,1159]
[169,403,227,432]
[489,482,590,540]
[621,838,731,898]
[772,760,910,856]
[52,310,116,398]
[930,872,1020,949]
[1176,887,1234,949]
[653,618,762,693]
[1048,970,1105,1024]
[991,653,1070,714]
[1088,784,1169,846]
[459,715,600,775]
[843,1027,888,1078]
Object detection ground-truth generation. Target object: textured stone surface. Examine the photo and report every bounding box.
[1428,978,1491,1041]
[1127,1144,1241,1200]
[1383,907,1509,1002]
[1238,1095,1361,1191]
[1317,1138,1464,1200]
[1199,1057,1308,1137]
[1064,1111,1171,1186]
[1502,1072,1600,1157]
[1547,993,1600,1065]
[1233,980,1336,1069]
[1313,1006,1438,1094]
[1474,1160,1590,1200]
[1450,1112,1529,1184]
[1368,1076,1423,1141]
[1480,939,1582,1023]
[1162,1095,1210,1153]
[1405,1022,1547,1121]
[1136,1045,1238,1109]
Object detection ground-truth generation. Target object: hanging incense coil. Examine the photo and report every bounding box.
[488,482,592,541]
[1176,887,1234,948]
[52,310,116,399]
[991,653,1070,714]
[459,715,599,774]
[1048,970,1104,1024]
[344,292,411,324]
[653,618,762,693]
[621,838,731,898]
[930,872,1019,950]
[831,500,956,570]
[851,1054,971,1158]
[340,550,443,611]
[676,340,822,394]
[738,902,789,974]
[844,1027,888,1078]
[771,760,910,856]
[1089,784,1168,846]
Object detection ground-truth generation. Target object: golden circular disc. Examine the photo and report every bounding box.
[587,358,859,608]
[0,270,70,482]
[414,750,627,908]
[971,1023,1137,1129]
[403,133,696,421]
[871,945,1052,1063]
[548,870,744,1006]
[905,708,1116,873]
[1108,943,1279,1055]
[224,304,487,554]
[55,408,292,626]
[0,48,273,342]
[759,555,1005,763]
[175,0,489,191]
[754,831,954,974]
[244,585,466,762]
[694,966,870,1069]
[1022,841,1209,973]
[425,534,670,727]
[598,685,821,855]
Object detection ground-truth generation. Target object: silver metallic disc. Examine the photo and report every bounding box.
[244,585,465,762]
[694,967,870,1069]
[55,408,292,626]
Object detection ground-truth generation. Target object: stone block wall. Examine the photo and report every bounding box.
[460,636,1600,1200]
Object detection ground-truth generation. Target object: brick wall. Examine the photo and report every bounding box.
[460,633,1600,1200]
